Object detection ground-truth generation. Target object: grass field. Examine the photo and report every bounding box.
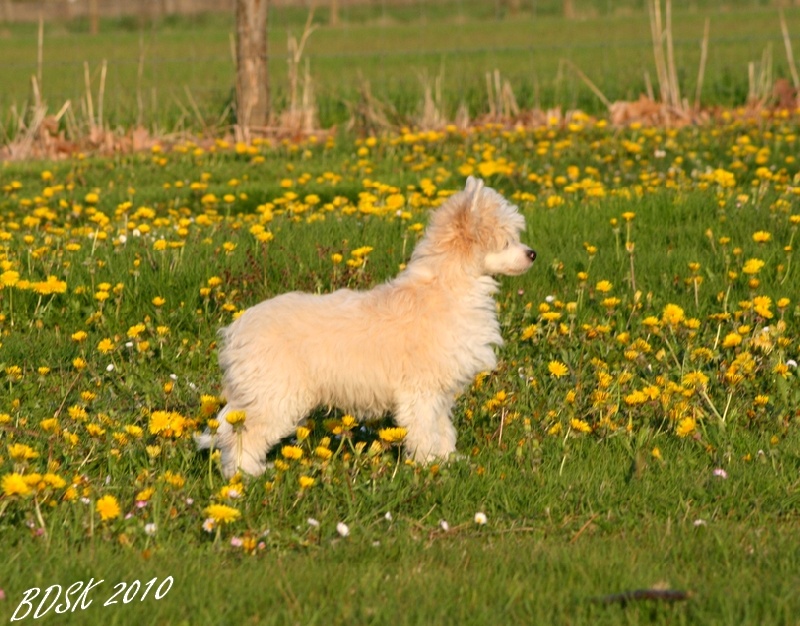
[4,2,800,133]
[0,110,799,623]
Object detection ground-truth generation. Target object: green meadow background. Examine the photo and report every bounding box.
[1,2,800,625]
[3,0,800,132]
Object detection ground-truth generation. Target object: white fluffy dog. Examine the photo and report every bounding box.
[196,176,536,478]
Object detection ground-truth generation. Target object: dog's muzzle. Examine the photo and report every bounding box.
[526,248,537,262]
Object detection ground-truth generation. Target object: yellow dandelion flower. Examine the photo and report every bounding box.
[85,424,106,438]
[722,332,742,348]
[2,473,32,497]
[314,446,333,460]
[752,231,771,243]
[0,270,20,288]
[96,495,121,521]
[570,418,592,434]
[135,487,155,502]
[39,417,59,432]
[298,475,316,489]
[752,295,773,319]
[200,395,221,416]
[124,425,144,438]
[642,316,660,329]
[149,411,186,438]
[676,417,696,438]
[204,503,241,524]
[148,411,171,435]
[595,280,613,293]
[624,390,648,406]
[662,303,685,327]
[351,246,374,258]
[97,338,115,354]
[8,443,38,462]
[773,363,790,377]
[43,473,66,489]
[127,323,146,338]
[547,361,569,378]
[682,371,709,388]
[742,258,765,275]
[225,410,247,427]
[281,445,304,460]
[378,427,408,443]
[163,471,185,488]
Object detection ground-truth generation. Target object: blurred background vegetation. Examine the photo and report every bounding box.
[2,0,800,135]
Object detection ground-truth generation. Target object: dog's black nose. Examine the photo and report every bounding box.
[527,248,537,262]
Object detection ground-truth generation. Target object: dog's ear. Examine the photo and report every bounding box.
[465,176,484,212]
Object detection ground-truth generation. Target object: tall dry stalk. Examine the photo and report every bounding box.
[36,13,44,96]
[485,69,519,120]
[345,77,394,134]
[83,62,95,129]
[283,9,319,133]
[694,18,710,110]
[563,59,612,110]
[80,61,108,142]
[417,68,446,130]
[648,0,711,117]
[648,0,680,109]
[748,44,774,107]
[664,0,680,108]
[779,9,800,90]
[136,33,147,127]
[454,101,470,129]
[97,60,107,130]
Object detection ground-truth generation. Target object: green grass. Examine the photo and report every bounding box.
[2,436,799,624]
[1,118,799,624]
[3,3,800,132]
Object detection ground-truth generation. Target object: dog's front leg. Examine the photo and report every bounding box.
[394,392,457,463]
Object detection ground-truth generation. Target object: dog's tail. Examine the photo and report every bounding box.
[194,404,234,450]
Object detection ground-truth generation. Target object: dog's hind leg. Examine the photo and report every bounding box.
[210,398,312,478]
[394,392,457,463]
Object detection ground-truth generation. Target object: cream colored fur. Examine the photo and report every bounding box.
[195,176,536,478]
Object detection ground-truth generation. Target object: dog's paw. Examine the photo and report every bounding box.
[193,430,214,450]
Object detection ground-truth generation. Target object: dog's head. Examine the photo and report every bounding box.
[414,176,536,277]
